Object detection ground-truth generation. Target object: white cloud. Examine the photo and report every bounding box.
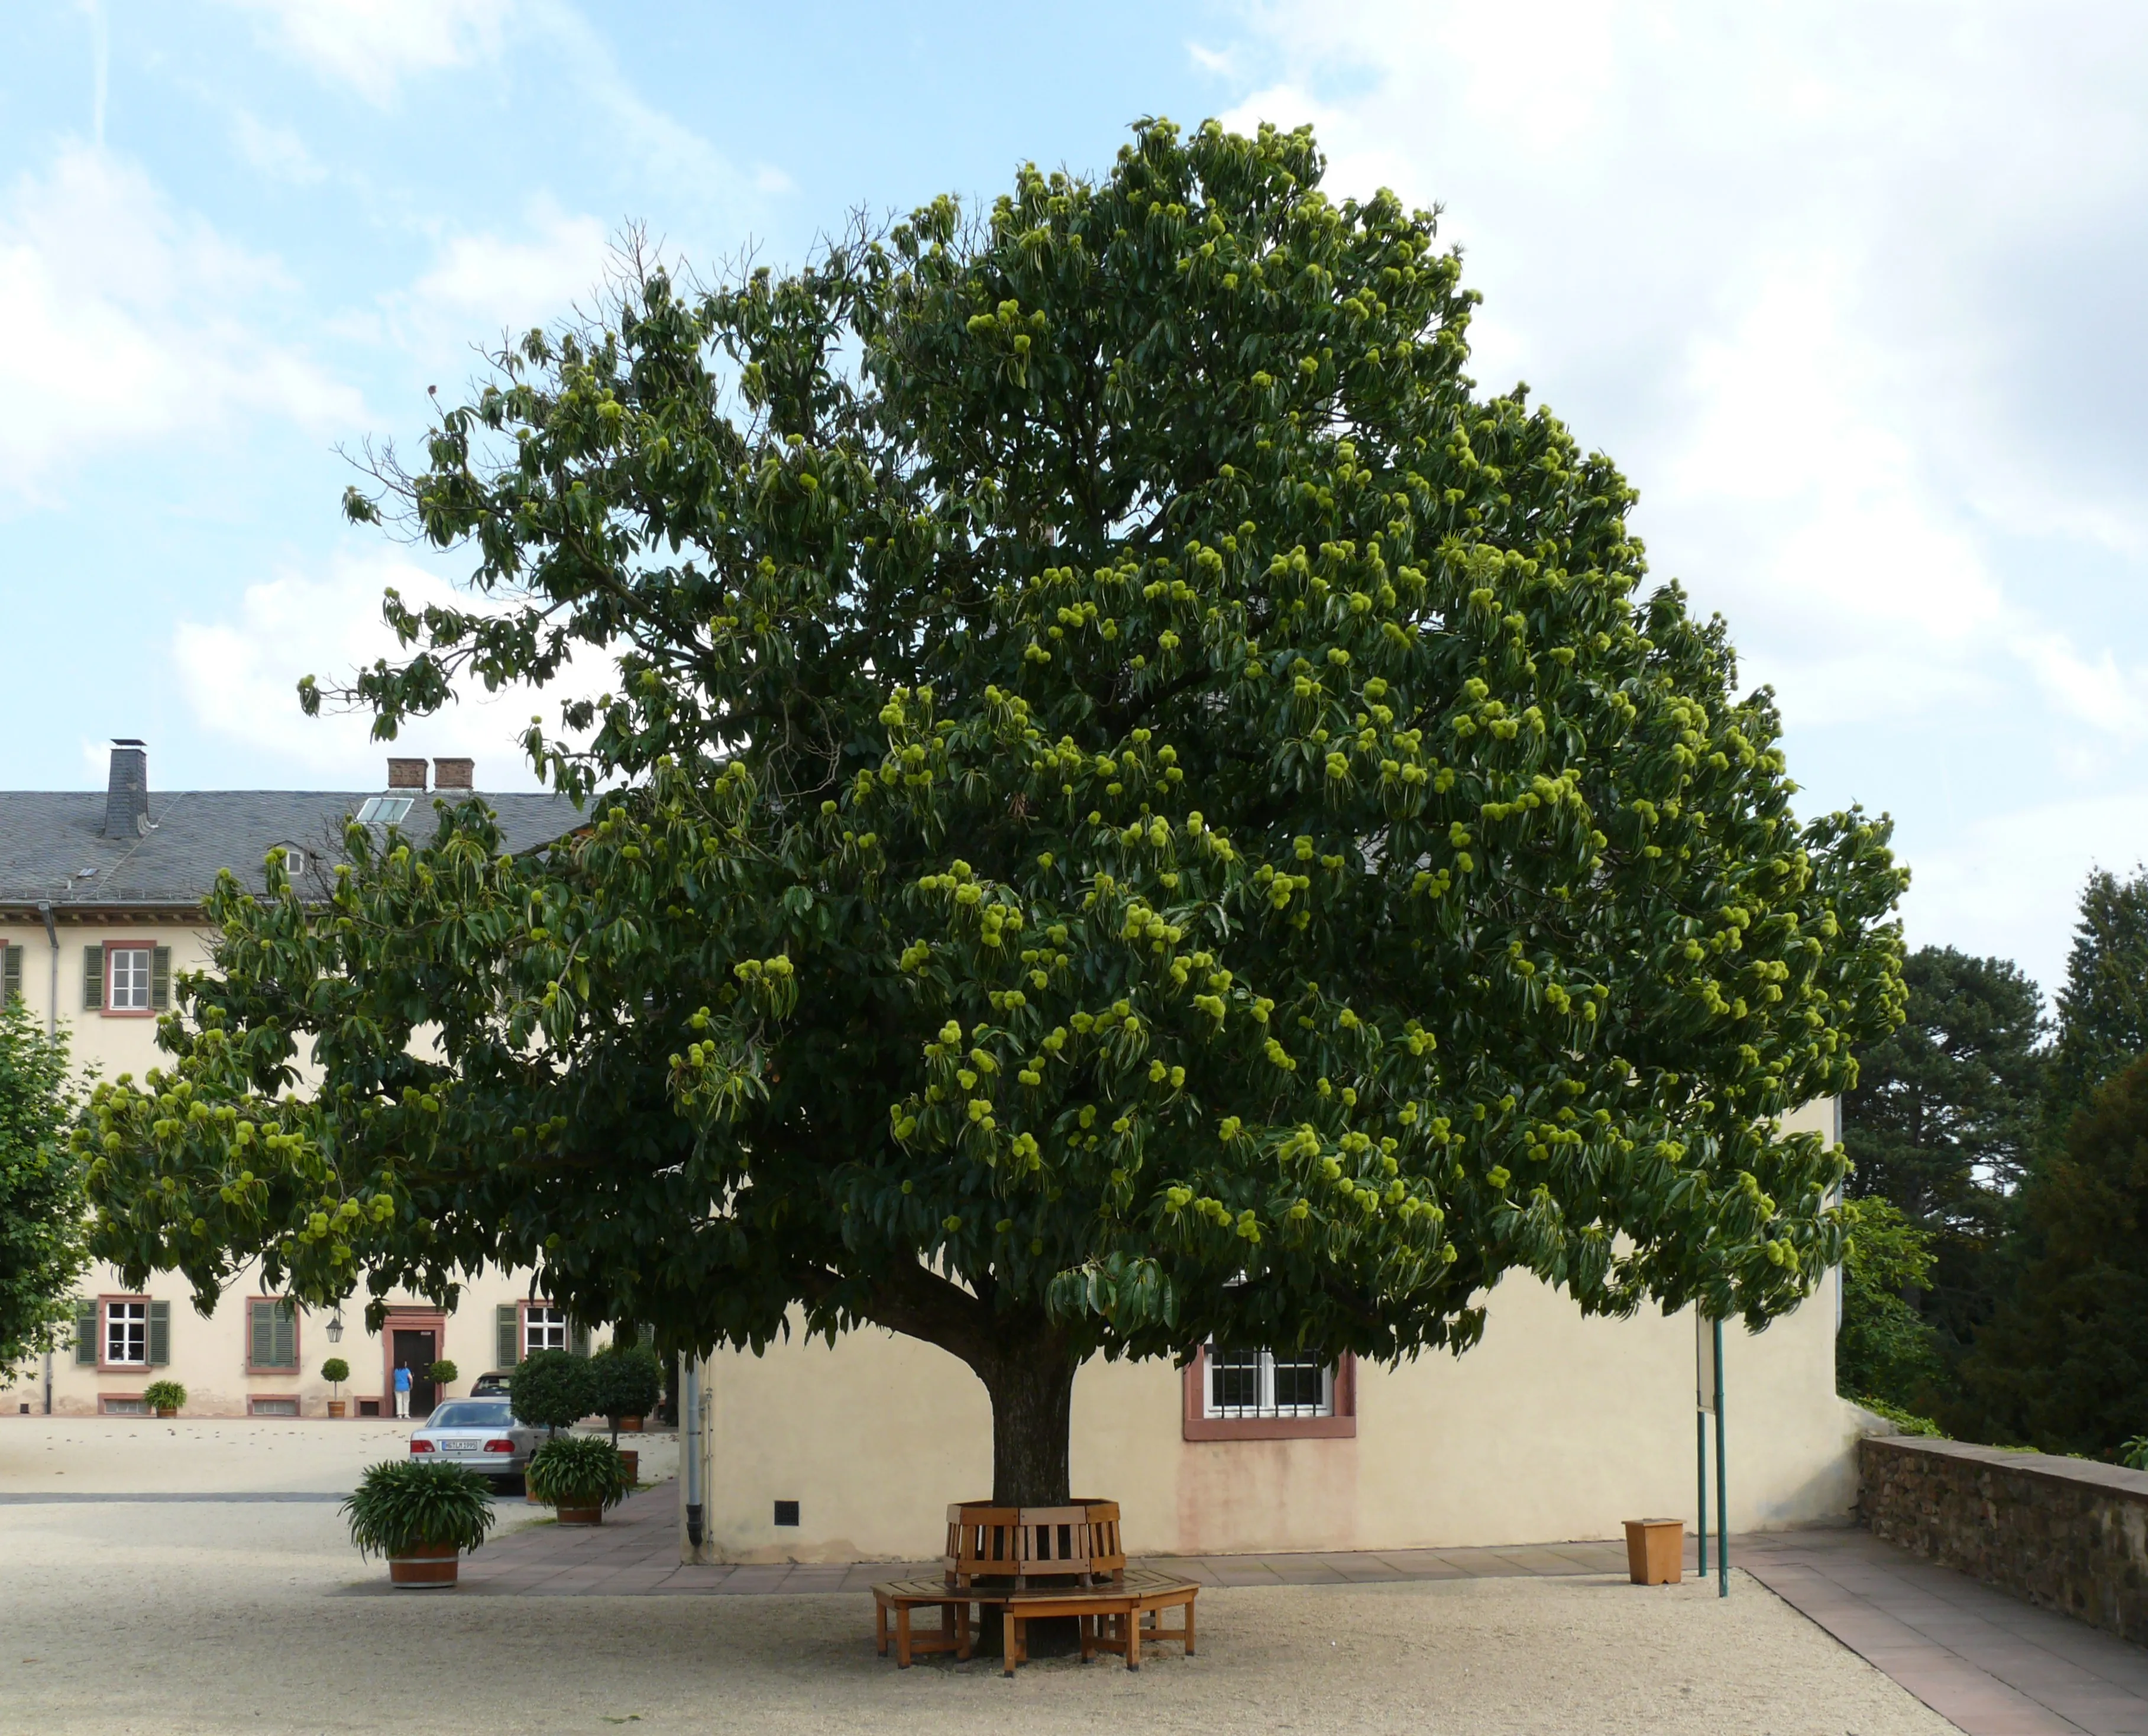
[173,550,607,788]
[0,145,364,498]
[410,197,612,336]
[217,0,513,106]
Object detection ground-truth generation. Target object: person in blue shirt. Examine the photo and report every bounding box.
[394,1361,413,1419]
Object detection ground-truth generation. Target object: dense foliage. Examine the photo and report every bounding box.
[1834,1196,1943,1417]
[2046,869,2148,1119]
[143,1379,187,1414]
[342,1458,497,1559]
[0,1000,84,1381]
[80,119,1904,1501]
[1843,945,2046,1367]
[525,1434,633,1510]
[1958,1055,2148,1453]
[509,1348,596,1433]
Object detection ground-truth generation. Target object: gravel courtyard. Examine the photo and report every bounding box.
[0,1420,1952,1736]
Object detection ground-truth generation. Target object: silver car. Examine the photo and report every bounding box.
[407,1399,539,1488]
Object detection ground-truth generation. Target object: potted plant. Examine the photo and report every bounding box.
[342,1458,496,1588]
[526,1434,632,1526]
[322,1356,351,1418]
[510,1348,596,1436]
[429,1358,459,1398]
[144,1379,186,1419]
[589,1344,662,1482]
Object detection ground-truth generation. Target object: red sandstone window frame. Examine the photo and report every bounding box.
[1181,1344,1358,1441]
[98,1392,150,1416]
[96,1293,151,1373]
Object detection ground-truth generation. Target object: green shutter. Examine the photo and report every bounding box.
[151,945,172,1010]
[496,1304,519,1368]
[75,1298,96,1365]
[82,944,103,1010]
[274,1303,296,1368]
[2,943,20,1005]
[570,1318,590,1358]
[148,1300,170,1366]
[250,1300,270,1367]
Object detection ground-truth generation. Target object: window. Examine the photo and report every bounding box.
[1182,1344,1357,1442]
[106,1301,148,1366]
[108,946,151,1012]
[273,845,306,879]
[1,941,20,1005]
[248,1300,298,1370]
[1205,1346,1335,1420]
[524,1306,568,1355]
[99,1396,150,1417]
[355,795,414,826]
[248,1397,299,1417]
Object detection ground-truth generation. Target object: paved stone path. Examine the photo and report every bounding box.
[365,1481,2148,1734]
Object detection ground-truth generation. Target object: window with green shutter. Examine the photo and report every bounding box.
[74,1298,96,1366]
[82,944,104,1010]
[570,1318,591,1358]
[151,945,172,1010]
[248,1300,297,1369]
[147,1300,170,1366]
[496,1304,519,1368]
[1,943,20,1005]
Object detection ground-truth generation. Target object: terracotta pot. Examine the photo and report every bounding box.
[1623,1518,1684,1585]
[389,1542,459,1588]
[555,1505,603,1526]
[154,1408,176,1420]
[326,1400,347,1419]
[619,1416,645,1433]
[619,1450,639,1484]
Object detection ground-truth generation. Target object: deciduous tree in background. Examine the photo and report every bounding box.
[0,1000,84,1382]
[80,121,1905,1502]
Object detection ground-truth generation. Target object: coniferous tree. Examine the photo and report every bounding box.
[2048,868,2148,1117]
[1958,1054,2148,1453]
[1842,945,2046,1363]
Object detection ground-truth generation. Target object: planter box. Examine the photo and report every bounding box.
[154,1407,177,1420]
[619,1416,645,1433]
[1624,1518,1683,1585]
[389,1543,459,1588]
[619,1450,639,1485]
[555,1505,603,1526]
[326,1400,347,1419]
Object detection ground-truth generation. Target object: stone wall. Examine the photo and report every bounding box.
[1860,1435,2148,1644]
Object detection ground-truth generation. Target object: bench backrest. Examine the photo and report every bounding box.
[944,1501,1125,1586]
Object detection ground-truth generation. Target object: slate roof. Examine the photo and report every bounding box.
[0,790,587,914]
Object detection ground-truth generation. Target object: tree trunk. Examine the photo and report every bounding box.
[978,1348,1079,1506]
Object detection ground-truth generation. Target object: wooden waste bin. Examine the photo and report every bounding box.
[1623,1518,1683,1585]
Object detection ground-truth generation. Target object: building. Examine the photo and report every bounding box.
[0,742,585,1419]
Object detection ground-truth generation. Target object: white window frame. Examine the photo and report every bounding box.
[355,796,415,826]
[106,1300,148,1366]
[524,1306,568,1355]
[108,946,152,1013]
[1203,1345,1335,1420]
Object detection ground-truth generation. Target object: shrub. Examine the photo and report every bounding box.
[321,1356,350,1388]
[1852,1394,1945,1437]
[341,1458,496,1559]
[428,1359,459,1386]
[526,1435,632,1510]
[143,1379,186,1413]
[510,1348,596,1432]
[590,1343,663,1442]
[2120,1437,2148,1471]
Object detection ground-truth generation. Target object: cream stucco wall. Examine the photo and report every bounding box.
[687,1099,1862,1562]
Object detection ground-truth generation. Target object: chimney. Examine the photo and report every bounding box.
[103,740,148,839]
[386,758,428,791]
[434,757,474,791]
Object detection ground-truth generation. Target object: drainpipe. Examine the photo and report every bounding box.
[682,1354,704,1556]
[38,901,57,1414]
[37,901,57,1041]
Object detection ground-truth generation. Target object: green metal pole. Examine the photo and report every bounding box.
[1696,1407,1709,1575]
[1713,1314,1729,1597]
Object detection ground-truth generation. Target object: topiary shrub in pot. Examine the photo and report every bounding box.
[525,1434,632,1526]
[428,1358,459,1397]
[590,1344,662,1444]
[321,1356,351,1417]
[510,1348,596,1437]
[342,1458,496,1587]
[144,1379,186,1418]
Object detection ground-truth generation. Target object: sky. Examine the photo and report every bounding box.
[2,1,2145,999]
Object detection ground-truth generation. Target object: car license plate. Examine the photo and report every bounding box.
[442,1441,475,1453]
